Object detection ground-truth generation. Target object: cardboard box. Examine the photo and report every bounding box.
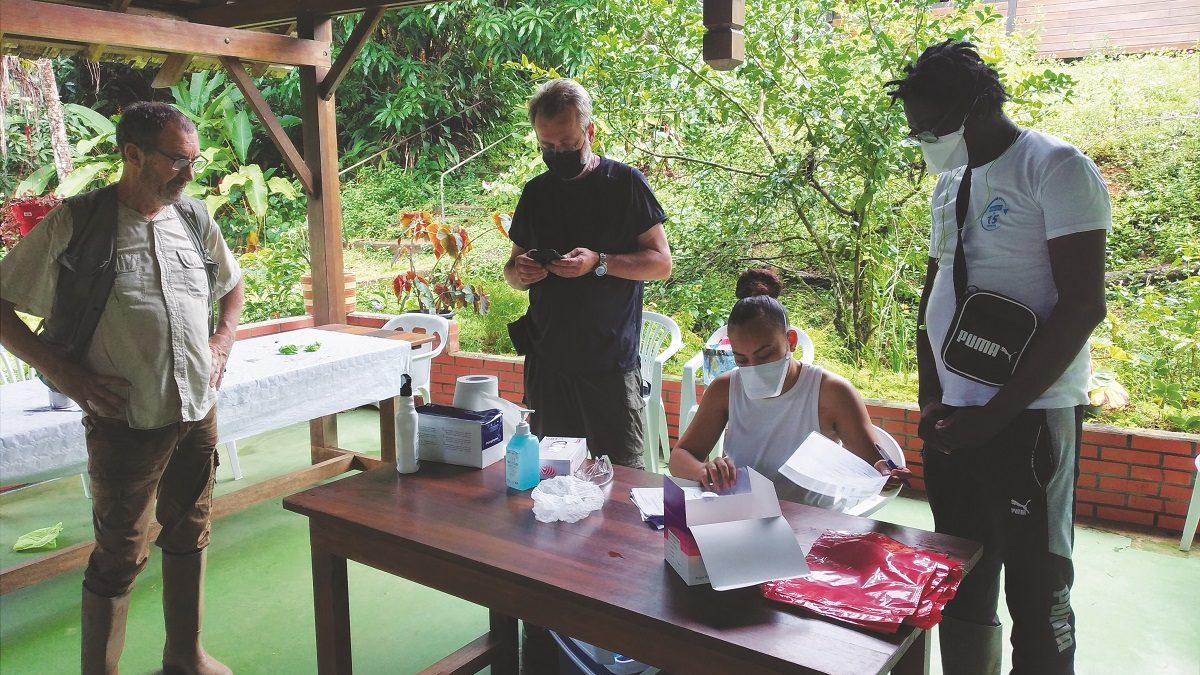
[417,404,505,468]
[539,437,588,479]
[663,467,810,590]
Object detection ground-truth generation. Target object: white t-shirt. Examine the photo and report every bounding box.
[926,129,1111,409]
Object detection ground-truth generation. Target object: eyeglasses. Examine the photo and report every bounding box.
[152,148,207,173]
[905,95,980,144]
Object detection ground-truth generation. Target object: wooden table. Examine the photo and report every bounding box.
[284,463,983,675]
[0,323,435,594]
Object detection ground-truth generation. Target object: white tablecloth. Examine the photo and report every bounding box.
[0,328,411,484]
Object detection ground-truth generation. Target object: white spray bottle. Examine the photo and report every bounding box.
[395,373,420,474]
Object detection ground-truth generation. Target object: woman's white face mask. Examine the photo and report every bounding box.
[739,355,792,399]
[920,125,968,174]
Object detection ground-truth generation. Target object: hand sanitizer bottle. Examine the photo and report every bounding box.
[395,374,420,474]
[505,410,540,491]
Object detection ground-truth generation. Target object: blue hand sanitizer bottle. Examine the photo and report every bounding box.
[505,410,541,491]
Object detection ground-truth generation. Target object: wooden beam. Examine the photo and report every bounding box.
[298,14,347,326]
[318,7,385,101]
[415,633,501,675]
[151,53,194,88]
[190,0,438,29]
[4,0,331,68]
[220,56,316,195]
[0,454,355,594]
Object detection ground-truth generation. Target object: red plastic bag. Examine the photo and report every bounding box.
[761,531,964,634]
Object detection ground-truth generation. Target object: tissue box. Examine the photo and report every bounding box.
[663,468,809,590]
[539,437,588,479]
[417,404,505,468]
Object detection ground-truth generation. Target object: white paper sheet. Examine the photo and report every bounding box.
[778,431,887,500]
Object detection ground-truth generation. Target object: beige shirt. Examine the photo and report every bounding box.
[0,198,241,429]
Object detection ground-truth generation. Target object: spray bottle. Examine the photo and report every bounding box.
[395,374,420,474]
[505,409,540,490]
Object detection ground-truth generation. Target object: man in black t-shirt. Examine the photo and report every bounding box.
[504,78,672,469]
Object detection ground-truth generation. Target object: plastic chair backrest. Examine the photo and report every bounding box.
[381,313,450,361]
[639,311,683,387]
[703,323,816,379]
[0,347,36,385]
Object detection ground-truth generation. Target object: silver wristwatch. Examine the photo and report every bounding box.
[594,252,608,277]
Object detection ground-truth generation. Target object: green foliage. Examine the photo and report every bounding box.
[340,164,435,240]
[237,227,310,323]
[456,281,528,354]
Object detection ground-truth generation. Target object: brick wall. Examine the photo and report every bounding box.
[286,315,1198,537]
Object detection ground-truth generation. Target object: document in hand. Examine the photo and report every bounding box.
[778,431,887,505]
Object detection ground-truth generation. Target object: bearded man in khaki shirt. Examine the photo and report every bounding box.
[0,102,244,675]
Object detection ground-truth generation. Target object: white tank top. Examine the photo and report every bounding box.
[727,363,836,508]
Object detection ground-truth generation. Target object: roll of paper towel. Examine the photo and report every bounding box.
[453,375,522,438]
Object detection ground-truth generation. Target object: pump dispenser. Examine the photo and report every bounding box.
[395,374,420,474]
[505,409,540,490]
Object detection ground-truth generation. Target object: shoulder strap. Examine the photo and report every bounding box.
[174,196,219,336]
[952,168,973,300]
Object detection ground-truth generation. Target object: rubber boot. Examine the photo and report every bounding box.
[938,615,1003,675]
[82,585,131,675]
[161,550,232,675]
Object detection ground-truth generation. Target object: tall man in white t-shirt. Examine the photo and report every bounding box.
[888,41,1109,675]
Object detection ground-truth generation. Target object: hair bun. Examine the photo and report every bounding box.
[735,268,783,299]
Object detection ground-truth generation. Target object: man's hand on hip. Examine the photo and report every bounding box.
[549,248,599,279]
[514,252,549,285]
[209,333,234,389]
[48,364,129,418]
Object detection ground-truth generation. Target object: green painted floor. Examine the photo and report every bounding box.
[1,409,1197,674]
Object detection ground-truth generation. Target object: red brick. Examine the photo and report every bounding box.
[1156,515,1187,534]
[1163,500,1191,517]
[906,464,924,479]
[1077,489,1127,507]
[1127,496,1165,513]
[908,478,925,492]
[1080,459,1128,477]
[1075,474,1098,489]
[454,356,485,369]
[1130,434,1196,456]
[866,404,906,422]
[1096,507,1155,527]
[897,422,919,437]
[1097,477,1159,496]
[1129,466,1165,482]
[1163,454,1199,472]
[1080,444,1101,459]
[1082,429,1130,448]
[1099,448,1162,467]
[1075,503,1094,518]
[1162,485,1197,502]
[442,365,471,378]
[1164,469,1194,486]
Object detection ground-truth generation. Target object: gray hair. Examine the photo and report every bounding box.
[116,101,195,154]
[527,78,592,132]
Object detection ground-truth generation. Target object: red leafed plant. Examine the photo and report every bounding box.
[392,211,490,316]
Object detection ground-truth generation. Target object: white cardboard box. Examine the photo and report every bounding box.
[417,404,505,468]
[663,467,810,590]
[539,436,588,479]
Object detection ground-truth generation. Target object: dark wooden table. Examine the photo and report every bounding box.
[284,463,982,675]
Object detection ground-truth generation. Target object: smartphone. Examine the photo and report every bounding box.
[527,248,563,265]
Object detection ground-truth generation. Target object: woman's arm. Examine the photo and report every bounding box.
[669,375,737,489]
[819,373,910,486]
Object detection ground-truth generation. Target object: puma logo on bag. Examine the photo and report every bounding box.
[1010,498,1032,516]
[956,329,1007,359]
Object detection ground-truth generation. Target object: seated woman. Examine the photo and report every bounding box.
[669,268,909,508]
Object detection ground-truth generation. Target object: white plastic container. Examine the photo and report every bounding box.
[395,374,420,474]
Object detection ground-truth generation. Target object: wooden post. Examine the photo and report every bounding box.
[299,14,346,456]
[703,0,745,71]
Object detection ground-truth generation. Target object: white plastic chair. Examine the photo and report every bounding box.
[381,313,451,403]
[1179,454,1200,551]
[679,323,815,441]
[639,311,684,473]
[842,425,906,518]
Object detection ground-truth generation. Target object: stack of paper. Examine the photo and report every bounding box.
[631,486,709,529]
[778,431,887,501]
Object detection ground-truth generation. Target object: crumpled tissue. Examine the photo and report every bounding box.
[531,476,605,523]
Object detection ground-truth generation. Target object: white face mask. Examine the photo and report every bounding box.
[919,125,968,174]
[739,355,791,399]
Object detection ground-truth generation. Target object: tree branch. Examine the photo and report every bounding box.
[626,139,768,178]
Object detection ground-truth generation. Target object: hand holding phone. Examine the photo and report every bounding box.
[527,248,563,265]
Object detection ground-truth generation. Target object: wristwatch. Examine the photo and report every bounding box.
[594,252,608,277]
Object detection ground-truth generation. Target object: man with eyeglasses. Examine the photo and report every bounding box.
[887,41,1109,674]
[0,101,242,674]
[504,79,672,471]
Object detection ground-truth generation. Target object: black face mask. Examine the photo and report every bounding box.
[542,147,586,180]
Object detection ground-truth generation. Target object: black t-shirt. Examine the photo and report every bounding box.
[510,157,666,374]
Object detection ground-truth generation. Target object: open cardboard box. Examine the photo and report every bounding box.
[664,467,810,591]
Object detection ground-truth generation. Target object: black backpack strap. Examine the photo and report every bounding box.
[174,197,219,336]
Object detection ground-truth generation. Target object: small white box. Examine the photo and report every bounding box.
[663,467,810,590]
[417,404,505,468]
[539,437,588,479]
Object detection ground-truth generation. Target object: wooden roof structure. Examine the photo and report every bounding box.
[2,0,454,327]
